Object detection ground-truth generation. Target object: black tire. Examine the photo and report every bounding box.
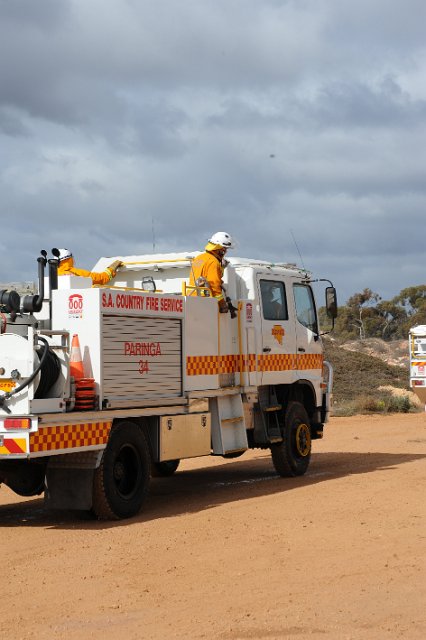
[222,451,245,459]
[151,459,180,477]
[92,421,151,520]
[271,401,311,477]
[5,463,46,496]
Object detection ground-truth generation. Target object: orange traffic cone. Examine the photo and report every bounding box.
[70,334,84,379]
[75,377,96,411]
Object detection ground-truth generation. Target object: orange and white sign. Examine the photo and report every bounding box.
[271,324,285,345]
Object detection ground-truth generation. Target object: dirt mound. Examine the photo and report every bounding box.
[323,337,409,406]
[337,337,408,368]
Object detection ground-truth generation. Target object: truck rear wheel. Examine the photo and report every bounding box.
[270,401,311,477]
[92,421,151,520]
[3,462,46,497]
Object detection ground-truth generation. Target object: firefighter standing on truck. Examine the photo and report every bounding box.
[57,249,122,286]
[189,232,235,313]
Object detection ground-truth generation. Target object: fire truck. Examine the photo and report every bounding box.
[409,325,426,408]
[0,250,337,519]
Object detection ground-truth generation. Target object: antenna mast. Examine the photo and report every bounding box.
[152,217,156,252]
[290,229,306,271]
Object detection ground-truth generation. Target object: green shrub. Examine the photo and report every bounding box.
[332,392,417,416]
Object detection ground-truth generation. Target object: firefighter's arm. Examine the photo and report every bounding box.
[105,260,123,279]
[71,267,110,285]
[91,261,123,285]
[67,265,111,286]
[90,271,112,286]
[205,260,224,300]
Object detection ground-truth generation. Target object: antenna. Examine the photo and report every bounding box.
[152,216,156,252]
[290,229,306,271]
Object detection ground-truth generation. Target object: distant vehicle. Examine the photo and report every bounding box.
[409,325,426,408]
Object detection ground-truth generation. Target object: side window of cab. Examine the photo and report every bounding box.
[293,284,318,332]
[260,280,288,321]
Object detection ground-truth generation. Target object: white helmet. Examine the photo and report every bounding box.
[208,232,235,249]
[57,248,73,262]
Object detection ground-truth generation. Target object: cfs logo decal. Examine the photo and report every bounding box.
[272,324,285,345]
[68,293,83,319]
[246,302,253,323]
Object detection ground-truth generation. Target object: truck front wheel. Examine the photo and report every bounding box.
[270,401,311,477]
[92,421,151,520]
[151,459,180,477]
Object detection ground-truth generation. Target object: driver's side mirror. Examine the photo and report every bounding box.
[325,287,338,319]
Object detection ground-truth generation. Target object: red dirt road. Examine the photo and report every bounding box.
[1,413,425,640]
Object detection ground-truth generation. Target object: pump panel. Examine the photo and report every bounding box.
[101,315,182,407]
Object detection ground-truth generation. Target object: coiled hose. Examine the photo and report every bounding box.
[0,336,59,411]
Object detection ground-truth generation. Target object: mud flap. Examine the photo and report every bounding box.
[45,467,95,511]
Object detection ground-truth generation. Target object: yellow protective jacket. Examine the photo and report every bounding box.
[189,251,225,300]
[58,257,114,286]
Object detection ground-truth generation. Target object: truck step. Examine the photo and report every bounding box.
[221,416,244,425]
[267,426,282,440]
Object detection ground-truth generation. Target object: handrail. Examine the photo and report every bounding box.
[122,258,192,266]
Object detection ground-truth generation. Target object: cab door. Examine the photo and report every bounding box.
[292,283,323,384]
[258,277,297,386]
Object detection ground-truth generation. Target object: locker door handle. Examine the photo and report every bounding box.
[263,347,271,352]
[298,347,306,352]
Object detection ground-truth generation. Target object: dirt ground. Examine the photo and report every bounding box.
[1,413,425,640]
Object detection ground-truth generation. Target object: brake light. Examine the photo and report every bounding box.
[412,380,425,386]
[3,418,31,430]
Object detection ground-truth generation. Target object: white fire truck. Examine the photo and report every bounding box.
[0,250,337,519]
[409,325,426,408]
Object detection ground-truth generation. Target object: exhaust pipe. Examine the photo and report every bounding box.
[50,248,60,291]
[21,250,47,313]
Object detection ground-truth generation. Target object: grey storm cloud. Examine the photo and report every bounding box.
[1,0,426,303]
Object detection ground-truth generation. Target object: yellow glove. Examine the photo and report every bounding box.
[108,260,123,272]
[105,260,123,280]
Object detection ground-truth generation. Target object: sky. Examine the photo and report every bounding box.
[1,0,426,304]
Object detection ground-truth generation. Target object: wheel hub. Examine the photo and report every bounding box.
[295,422,311,457]
[113,460,125,481]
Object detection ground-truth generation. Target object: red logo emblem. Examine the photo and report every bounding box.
[68,293,83,319]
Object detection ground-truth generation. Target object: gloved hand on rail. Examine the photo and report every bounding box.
[226,297,238,319]
[105,260,123,279]
[218,299,229,313]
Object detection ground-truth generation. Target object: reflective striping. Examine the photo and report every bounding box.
[30,421,112,453]
[258,353,297,371]
[219,354,239,373]
[187,355,219,375]
[298,353,324,370]
[239,354,257,373]
[187,354,253,375]
[0,438,27,455]
[187,352,323,375]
